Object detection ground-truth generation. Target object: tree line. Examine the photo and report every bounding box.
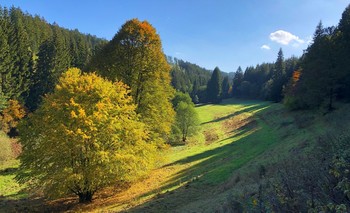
[170,4,350,111]
[0,6,106,111]
[169,49,299,105]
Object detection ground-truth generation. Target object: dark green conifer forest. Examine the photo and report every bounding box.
[0,6,106,111]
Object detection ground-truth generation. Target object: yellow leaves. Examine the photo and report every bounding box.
[64,129,74,135]
[69,98,78,107]
[76,128,82,134]
[0,99,26,133]
[96,102,105,110]
[70,111,77,118]
[18,67,157,200]
[78,108,86,118]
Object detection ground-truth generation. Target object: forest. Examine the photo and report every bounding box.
[1,4,350,212]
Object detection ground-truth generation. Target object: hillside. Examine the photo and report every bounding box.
[2,98,348,212]
[1,4,350,212]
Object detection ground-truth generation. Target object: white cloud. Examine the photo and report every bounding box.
[261,44,271,50]
[269,30,304,45]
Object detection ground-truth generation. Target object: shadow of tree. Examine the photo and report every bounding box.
[201,103,268,125]
[0,167,17,176]
[127,105,278,212]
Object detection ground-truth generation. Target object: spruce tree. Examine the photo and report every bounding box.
[207,67,222,103]
[232,66,243,97]
[4,7,33,101]
[337,5,350,100]
[0,9,12,98]
[191,79,200,103]
[222,76,230,99]
[270,48,285,102]
[27,26,70,111]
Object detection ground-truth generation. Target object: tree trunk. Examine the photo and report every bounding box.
[78,191,93,203]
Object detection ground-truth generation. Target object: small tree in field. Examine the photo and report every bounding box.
[17,68,156,203]
[175,101,200,143]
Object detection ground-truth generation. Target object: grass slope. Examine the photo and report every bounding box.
[95,99,282,212]
[1,98,345,212]
[0,133,28,212]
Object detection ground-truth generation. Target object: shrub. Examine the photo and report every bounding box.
[0,132,13,162]
[0,99,26,135]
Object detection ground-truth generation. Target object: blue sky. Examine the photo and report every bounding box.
[2,0,349,72]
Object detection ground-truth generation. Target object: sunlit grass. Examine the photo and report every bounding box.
[0,159,27,199]
[0,133,27,202]
[100,98,278,212]
[1,98,309,212]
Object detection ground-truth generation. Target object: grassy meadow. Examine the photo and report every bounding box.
[0,98,347,212]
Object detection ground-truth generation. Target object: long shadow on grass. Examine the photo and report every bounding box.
[0,168,78,212]
[0,167,17,176]
[127,105,277,212]
[201,103,268,125]
[196,99,267,108]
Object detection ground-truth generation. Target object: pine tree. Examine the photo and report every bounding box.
[285,22,339,110]
[3,7,33,101]
[26,26,70,111]
[337,5,350,100]
[0,8,13,98]
[232,66,243,97]
[207,67,222,103]
[270,48,285,102]
[191,79,200,103]
[221,76,230,99]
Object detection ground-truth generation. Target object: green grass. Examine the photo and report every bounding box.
[125,98,337,212]
[0,132,27,200]
[2,98,344,212]
[118,99,289,212]
[164,99,275,184]
[0,159,27,198]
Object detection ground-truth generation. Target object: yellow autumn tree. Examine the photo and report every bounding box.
[88,19,175,146]
[0,99,26,134]
[17,68,156,202]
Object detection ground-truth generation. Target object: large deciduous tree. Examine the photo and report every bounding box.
[17,68,156,203]
[88,19,174,146]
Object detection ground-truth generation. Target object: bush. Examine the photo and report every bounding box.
[0,99,26,135]
[0,132,13,162]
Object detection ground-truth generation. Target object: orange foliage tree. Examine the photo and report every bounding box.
[0,99,26,134]
[88,19,175,146]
